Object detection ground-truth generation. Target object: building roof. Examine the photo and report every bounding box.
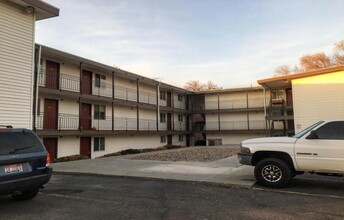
[257,65,344,90]
[10,0,59,20]
[194,86,264,94]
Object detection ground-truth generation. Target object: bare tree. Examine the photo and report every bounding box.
[300,52,332,71]
[205,81,219,90]
[183,80,206,91]
[183,80,219,91]
[274,65,291,76]
[334,40,344,65]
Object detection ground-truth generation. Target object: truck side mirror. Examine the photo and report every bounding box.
[306,130,318,139]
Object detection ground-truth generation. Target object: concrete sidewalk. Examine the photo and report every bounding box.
[51,152,256,188]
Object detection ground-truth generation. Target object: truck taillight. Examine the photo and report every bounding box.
[46,153,51,166]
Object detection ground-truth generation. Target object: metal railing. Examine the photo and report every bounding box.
[174,121,185,131]
[36,113,79,130]
[92,116,112,130]
[173,101,185,109]
[92,81,113,97]
[205,120,266,131]
[159,99,167,106]
[159,123,167,130]
[113,117,137,130]
[139,119,157,131]
[205,98,267,110]
[114,85,137,102]
[139,91,157,105]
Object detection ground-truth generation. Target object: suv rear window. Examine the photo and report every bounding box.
[0,132,44,155]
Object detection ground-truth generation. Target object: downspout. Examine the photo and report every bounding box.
[156,82,160,131]
[33,44,41,131]
[263,86,267,134]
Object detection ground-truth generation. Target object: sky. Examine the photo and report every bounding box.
[36,0,344,89]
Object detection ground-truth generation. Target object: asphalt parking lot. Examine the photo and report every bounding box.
[0,173,343,220]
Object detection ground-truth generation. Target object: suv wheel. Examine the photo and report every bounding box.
[11,188,39,201]
[254,158,292,188]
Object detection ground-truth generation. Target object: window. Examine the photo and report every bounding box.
[94,105,106,120]
[160,136,166,143]
[178,94,183,101]
[160,91,166,100]
[271,90,285,100]
[315,121,344,139]
[160,113,166,123]
[94,137,105,151]
[178,114,183,122]
[95,74,106,88]
[179,135,184,142]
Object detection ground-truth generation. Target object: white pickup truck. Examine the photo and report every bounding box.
[238,120,344,188]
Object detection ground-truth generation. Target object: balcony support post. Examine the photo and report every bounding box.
[246,90,250,130]
[217,92,220,131]
[137,79,139,131]
[112,102,114,131]
[156,83,160,131]
[79,62,83,95]
[112,71,115,99]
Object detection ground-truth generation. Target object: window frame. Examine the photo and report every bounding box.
[94,137,105,151]
[95,74,106,88]
[94,105,106,120]
[160,91,166,100]
[160,136,166,143]
[160,113,166,123]
[315,121,344,140]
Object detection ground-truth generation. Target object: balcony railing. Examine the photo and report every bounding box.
[205,98,267,110]
[92,116,112,130]
[36,113,79,130]
[174,121,185,131]
[173,101,185,109]
[159,123,167,130]
[36,113,159,132]
[92,81,112,97]
[139,119,157,131]
[159,99,167,106]
[205,120,266,131]
[114,85,137,102]
[139,91,157,105]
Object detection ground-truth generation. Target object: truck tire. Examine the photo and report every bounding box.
[254,158,292,188]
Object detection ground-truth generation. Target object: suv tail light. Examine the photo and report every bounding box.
[46,153,51,166]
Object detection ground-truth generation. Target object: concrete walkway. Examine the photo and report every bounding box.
[51,151,256,188]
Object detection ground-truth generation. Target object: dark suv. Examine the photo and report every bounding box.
[0,126,52,201]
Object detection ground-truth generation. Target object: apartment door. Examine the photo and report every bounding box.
[286,89,294,133]
[167,135,172,145]
[167,113,172,130]
[80,137,91,158]
[286,89,293,106]
[82,70,92,94]
[43,138,57,160]
[44,99,58,129]
[167,92,172,107]
[45,60,60,89]
[81,103,91,130]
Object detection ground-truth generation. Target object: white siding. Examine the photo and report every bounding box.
[58,137,80,158]
[0,1,35,128]
[207,134,266,145]
[292,71,344,133]
[91,135,162,158]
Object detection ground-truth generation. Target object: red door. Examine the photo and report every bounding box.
[81,103,91,130]
[286,89,293,106]
[44,99,58,129]
[46,60,60,89]
[167,92,172,107]
[43,138,57,160]
[82,70,92,94]
[167,113,172,130]
[80,137,91,158]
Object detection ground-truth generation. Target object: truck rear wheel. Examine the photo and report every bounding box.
[254,158,292,188]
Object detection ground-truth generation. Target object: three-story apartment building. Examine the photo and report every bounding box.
[34,45,190,159]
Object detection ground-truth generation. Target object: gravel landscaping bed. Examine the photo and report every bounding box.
[129,146,240,162]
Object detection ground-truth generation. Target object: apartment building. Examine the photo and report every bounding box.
[0,0,59,129]
[188,87,270,146]
[34,45,190,159]
[258,66,344,135]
